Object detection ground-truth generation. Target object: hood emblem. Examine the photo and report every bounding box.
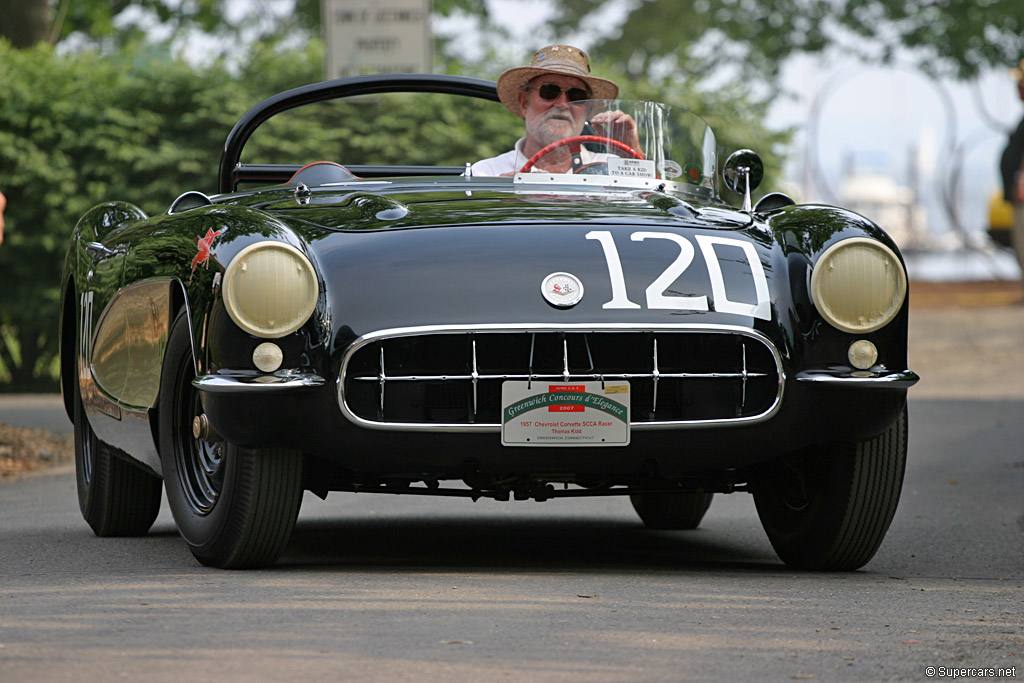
[541,272,584,308]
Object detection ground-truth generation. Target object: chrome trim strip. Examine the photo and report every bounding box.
[513,172,686,196]
[351,370,769,382]
[795,369,919,388]
[194,372,326,393]
[338,323,786,433]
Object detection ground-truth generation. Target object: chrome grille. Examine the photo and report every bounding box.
[338,324,784,431]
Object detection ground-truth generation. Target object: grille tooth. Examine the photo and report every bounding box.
[378,345,386,418]
[470,337,479,418]
[341,327,783,430]
[652,337,660,415]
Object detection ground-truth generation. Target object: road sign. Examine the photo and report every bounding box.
[323,0,432,80]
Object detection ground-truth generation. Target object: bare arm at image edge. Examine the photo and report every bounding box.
[0,190,6,247]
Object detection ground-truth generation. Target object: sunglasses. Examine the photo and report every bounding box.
[531,83,591,103]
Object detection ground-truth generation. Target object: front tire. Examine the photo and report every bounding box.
[753,406,908,571]
[73,364,162,536]
[158,309,303,569]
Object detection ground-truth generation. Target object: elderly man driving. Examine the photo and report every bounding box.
[471,44,640,176]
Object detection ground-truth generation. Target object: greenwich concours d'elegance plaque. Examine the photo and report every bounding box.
[501,381,630,447]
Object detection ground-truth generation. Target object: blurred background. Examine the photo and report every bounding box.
[1,0,1023,393]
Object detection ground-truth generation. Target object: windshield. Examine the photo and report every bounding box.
[483,99,718,200]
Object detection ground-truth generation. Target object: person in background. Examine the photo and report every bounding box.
[471,44,639,176]
[999,60,1024,287]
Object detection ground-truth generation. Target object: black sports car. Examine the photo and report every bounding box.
[59,74,917,569]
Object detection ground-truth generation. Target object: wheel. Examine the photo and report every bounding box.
[158,309,303,569]
[753,406,908,571]
[629,491,713,530]
[519,134,644,172]
[73,361,162,536]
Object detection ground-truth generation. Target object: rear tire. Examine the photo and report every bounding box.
[158,309,303,569]
[753,407,908,571]
[73,365,162,536]
[630,492,713,530]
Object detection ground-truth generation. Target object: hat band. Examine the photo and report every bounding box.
[531,59,590,78]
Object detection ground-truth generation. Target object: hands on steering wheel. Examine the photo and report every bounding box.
[519,135,644,173]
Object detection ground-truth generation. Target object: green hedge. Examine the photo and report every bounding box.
[0,43,245,390]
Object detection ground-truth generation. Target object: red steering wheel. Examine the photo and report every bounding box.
[519,135,645,173]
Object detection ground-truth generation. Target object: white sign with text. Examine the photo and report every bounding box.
[323,0,432,79]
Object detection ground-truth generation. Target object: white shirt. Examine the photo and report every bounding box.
[469,137,608,177]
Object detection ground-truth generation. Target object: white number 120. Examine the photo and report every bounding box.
[585,230,771,321]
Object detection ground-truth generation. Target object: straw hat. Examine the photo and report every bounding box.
[1012,59,1024,82]
[497,44,619,118]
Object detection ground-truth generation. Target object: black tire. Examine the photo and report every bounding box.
[73,364,162,536]
[629,491,713,530]
[158,309,303,569]
[753,406,908,571]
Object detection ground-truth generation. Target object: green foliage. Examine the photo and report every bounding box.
[0,41,254,391]
[244,93,519,169]
[548,0,1024,85]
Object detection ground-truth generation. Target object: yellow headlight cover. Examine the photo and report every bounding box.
[811,237,907,334]
[222,242,318,338]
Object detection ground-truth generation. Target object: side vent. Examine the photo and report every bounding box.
[754,192,795,214]
[169,191,214,214]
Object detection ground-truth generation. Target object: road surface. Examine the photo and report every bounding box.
[0,303,1021,681]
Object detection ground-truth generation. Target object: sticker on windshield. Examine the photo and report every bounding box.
[608,157,656,179]
[659,160,683,179]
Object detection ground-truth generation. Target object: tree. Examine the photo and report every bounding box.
[547,0,1024,85]
[0,42,251,389]
[6,0,1022,83]
[0,0,235,48]
[1,0,50,47]
[0,0,490,54]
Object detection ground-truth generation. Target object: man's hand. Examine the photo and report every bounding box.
[589,110,641,153]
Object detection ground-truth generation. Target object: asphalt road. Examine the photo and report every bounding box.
[0,305,1022,681]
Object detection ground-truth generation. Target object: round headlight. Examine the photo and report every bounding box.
[810,237,907,334]
[222,242,318,338]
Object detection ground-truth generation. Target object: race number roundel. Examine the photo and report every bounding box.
[541,272,584,308]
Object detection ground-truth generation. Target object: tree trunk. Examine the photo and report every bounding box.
[0,0,52,48]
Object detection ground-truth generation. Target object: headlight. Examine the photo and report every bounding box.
[222,242,318,338]
[810,237,906,333]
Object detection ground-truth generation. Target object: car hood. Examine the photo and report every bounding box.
[220,183,790,343]
[228,181,753,233]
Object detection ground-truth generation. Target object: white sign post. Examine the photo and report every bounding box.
[323,0,432,80]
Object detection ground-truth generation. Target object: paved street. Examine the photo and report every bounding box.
[0,302,1022,681]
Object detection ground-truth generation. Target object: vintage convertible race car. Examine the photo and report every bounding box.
[59,74,917,569]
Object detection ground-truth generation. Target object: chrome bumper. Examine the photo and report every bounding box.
[194,371,326,393]
[795,369,919,389]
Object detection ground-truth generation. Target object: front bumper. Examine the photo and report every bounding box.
[795,368,919,388]
[196,368,912,476]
